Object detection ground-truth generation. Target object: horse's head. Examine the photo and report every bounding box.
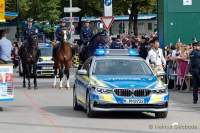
[61,27,69,42]
[28,31,38,46]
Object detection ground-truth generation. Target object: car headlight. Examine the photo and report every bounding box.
[38,58,43,62]
[93,86,113,94]
[152,87,168,94]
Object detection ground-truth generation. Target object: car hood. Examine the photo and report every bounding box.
[90,75,158,89]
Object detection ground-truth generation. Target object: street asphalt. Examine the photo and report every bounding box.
[0,68,200,133]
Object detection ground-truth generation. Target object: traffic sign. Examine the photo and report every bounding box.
[100,16,114,30]
[64,7,81,13]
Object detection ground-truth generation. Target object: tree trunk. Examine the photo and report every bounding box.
[133,12,138,36]
[128,13,134,34]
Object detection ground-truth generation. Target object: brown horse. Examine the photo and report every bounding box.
[53,27,73,89]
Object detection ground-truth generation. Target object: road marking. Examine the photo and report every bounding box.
[22,90,65,133]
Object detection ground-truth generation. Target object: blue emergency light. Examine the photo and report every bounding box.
[128,49,139,56]
[45,43,51,47]
[95,49,106,56]
[95,49,139,56]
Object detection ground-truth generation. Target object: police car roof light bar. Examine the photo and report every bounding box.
[95,49,139,56]
[95,49,106,56]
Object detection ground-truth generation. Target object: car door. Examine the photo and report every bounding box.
[76,58,92,105]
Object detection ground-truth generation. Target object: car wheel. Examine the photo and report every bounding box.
[86,91,95,117]
[155,111,168,118]
[73,85,82,111]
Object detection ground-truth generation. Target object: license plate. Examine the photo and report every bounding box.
[42,67,53,70]
[124,99,144,104]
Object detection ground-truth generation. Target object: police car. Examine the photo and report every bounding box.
[73,49,169,118]
[37,43,54,77]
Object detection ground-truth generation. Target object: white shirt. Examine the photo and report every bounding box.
[0,37,13,61]
[146,48,166,66]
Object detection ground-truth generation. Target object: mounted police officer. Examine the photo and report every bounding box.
[189,42,200,104]
[23,18,38,44]
[52,18,67,59]
[80,20,93,50]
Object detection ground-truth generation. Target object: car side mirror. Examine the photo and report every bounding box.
[77,69,87,75]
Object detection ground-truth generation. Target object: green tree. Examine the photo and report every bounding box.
[18,0,31,20]
[113,0,156,35]
[6,0,17,12]
[39,0,61,23]
[127,0,156,35]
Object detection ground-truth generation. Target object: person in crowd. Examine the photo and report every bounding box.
[175,44,190,90]
[139,35,150,59]
[189,42,200,104]
[110,35,124,49]
[0,29,13,64]
[132,36,141,49]
[165,45,177,89]
[146,37,166,68]
[11,42,20,68]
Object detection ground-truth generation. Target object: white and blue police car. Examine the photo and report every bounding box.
[73,49,169,118]
[37,43,54,77]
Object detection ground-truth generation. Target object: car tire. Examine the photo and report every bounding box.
[155,111,168,118]
[86,91,95,118]
[73,85,82,111]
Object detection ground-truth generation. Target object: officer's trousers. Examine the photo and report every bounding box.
[192,74,200,101]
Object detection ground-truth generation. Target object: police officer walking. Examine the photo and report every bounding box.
[190,42,200,104]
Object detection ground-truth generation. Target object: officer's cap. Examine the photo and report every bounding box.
[60,18,65,23]
[84,20,90,23]
[192,42,199,47]
[27,18,33,22]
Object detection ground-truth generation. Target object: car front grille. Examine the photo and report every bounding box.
[114,89,132,97]
[114,89,151,97]
[134,89,151,97]
[37,63,53,67]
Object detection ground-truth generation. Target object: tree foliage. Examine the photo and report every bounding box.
[12,0,156,35]
[6,0,17,12]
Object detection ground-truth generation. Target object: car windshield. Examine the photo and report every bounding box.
[40,47,52,56]
[92,59,153,75]
[38,34,45,43]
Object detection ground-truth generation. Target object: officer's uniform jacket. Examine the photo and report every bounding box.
[80,27,93,44]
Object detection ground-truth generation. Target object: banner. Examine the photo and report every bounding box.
[104,0,112,16]
[0,65,14,101]
[0,0,5,22]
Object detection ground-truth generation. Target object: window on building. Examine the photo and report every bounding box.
[148,23,152,30]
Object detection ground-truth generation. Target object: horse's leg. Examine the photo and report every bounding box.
[53,67,58,88]
[64,68,70,89]
[33,63,38,89]
[26,64,31,89]
[22,63,26,88]
[59,66,64,89]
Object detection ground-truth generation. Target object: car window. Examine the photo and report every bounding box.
[40,47,52,56]
[93,59,153,75]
